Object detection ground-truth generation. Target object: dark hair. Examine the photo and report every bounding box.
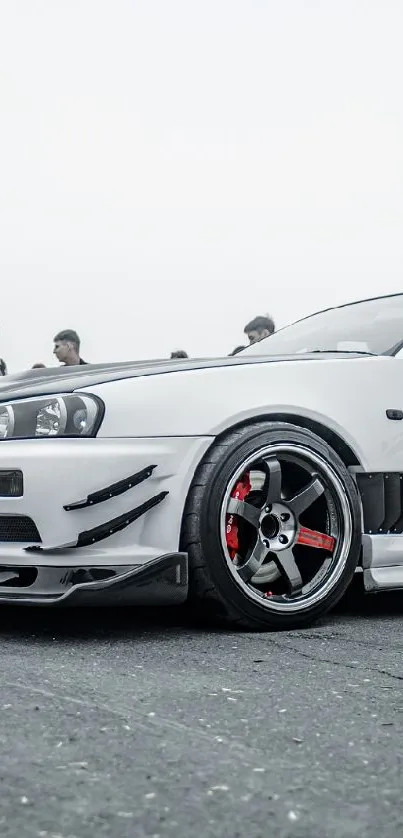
[170,350,188,359]
[0,358,7,376]
[229,345,246,356]
[244,315,275,336]
[32,363,46,369]
[54,329,81,351]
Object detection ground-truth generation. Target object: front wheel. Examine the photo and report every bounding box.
[181,422,362,630]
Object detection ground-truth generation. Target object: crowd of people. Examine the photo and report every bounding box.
[0,315,275,376]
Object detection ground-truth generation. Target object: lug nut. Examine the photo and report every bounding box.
[280,513,290,522]
[278,534,288,545]
[265,505,272,513]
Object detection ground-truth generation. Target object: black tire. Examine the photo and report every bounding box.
[181,421,362,631]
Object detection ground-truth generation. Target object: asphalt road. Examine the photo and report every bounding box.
[1,588,403,838]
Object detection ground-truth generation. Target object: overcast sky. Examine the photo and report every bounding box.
[1,0,402,371]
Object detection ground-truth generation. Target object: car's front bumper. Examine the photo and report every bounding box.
[0,435,210,604]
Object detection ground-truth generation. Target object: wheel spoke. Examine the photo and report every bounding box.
[262,457,282,506]
[287,476,324,518]
[296,526,336,553]
[273,548,303,593]
[237,539,268,583]
[227,498,260,529]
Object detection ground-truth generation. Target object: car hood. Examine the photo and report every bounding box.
[0,352,369,401]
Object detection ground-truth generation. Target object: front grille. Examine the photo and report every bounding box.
[0,516,41,543]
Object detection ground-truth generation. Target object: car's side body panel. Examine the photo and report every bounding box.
[87,356,403,473]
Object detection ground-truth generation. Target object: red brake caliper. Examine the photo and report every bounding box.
[226,473,251,560]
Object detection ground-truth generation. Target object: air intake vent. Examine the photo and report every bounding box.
[356,473,403,533]
[0,516,41,543]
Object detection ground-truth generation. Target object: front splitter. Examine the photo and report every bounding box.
[0,553,188,606]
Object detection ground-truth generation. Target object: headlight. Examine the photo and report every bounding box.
[0,394,103,440]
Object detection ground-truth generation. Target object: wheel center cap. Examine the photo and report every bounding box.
[259,502,297,551]
[260,513,280,540]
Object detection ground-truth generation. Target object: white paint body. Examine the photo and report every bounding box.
[89,355,403,472]
[1,354,403,589]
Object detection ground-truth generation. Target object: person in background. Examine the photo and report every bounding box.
[244,315,275,345]
[53,330,87,366]
[0,359,7,376]
[170,350,188,359]
[32,363,46,369]
[229,345,246,356]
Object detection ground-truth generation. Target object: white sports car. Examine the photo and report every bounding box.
[1,293,403,630]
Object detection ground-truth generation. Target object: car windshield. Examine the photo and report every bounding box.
[242,295,403,357]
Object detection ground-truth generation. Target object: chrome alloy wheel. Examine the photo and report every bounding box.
[220,443,353,613]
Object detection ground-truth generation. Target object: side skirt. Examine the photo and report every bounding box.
[362,534,403,591]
